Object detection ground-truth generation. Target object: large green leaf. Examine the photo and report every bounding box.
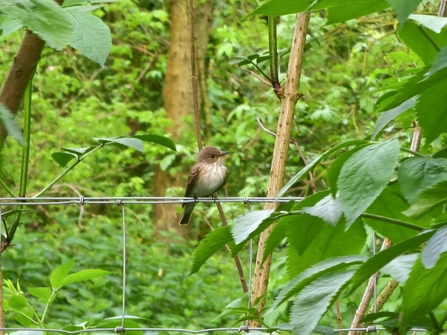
[286,218,366,278]
[0,103,24,146]
[409,14,447,33]
[94,137,144,152]
[0,0,73,50]
[268,256,365,314]
[380,254,417,285]
[0,16,22,36]
[338,140,400,224]
[349,230,435,292]
[190,226,233,275]
[415,77,447,143]
[134,134,176,151]
[60,269,111,286]
[421,225,447,269]
[372,96,417,140]
[27,287,51,301]
[363,183,428,243]
[403,180,447,218]
[65,6,111,67]
[276,140,367,200]
[426,45,447,77]
[51,152,78,167]
[263,219,288,263]
[50,259,74,289]
[302,194,343,226]
[8,295,28,312]
[386,0,422,29]
[402,253,447,326]
[289,270,355,335]
[398,156,447,203]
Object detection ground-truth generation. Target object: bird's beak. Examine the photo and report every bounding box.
[221,151,229,156]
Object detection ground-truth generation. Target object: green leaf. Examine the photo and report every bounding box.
[134,134,176,151]
[8,295,28,311]
[60,269,111,286]
[276,140,368,200]
[403,181,447,218]
[0,0,73,50]
[338,140,400,225]
[65,6,111,67]
[380,254,417,285]
[268,256,365,314]
[302,194,342,226]
[0,16,23,36]
[372,97,417,140]
[62,146,96,156]
[231,210,274,245]
[421,225,447,269]
[27,287,51,301]
[262,219,288,263]
[286,218,366,278]
[386,0,422,29]
[50,259,74,289]
[51,152,77,167]
[0,103,24,146]
[15,311,33,327]
[427,46,447,77]
[402,253,447,326]
[415,77,447,143]
[63,0,117,6]
[94,137,144,152]
[289,270,355,335]
[409,14,447,33]
[349,230,435,292]
[398,156,447,203]
[363,184,428,243]
[190,226,233,275]
[326,1,389,25]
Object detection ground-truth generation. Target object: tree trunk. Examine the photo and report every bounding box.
[152,0,213,232]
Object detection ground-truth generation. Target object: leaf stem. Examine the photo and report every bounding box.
[0,178,16,197]
[360,213,423,231]
[7,76,33,242]
[399,147,425,157]
[40,289,58,326]
[33,144,104,198]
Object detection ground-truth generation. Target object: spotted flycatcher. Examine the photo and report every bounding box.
[179,146,229,225]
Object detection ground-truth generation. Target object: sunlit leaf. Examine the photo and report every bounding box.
[421,225,447,269]
[60,269,111,286]
[403,181,447,218]
[50,259,74,289]
[381,254,417,285]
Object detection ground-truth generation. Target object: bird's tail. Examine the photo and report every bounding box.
[179,203,195,225]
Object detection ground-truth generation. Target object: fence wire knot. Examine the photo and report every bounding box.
[78,196,85,206]
[114,326,124,333]
[116,199,123,206]
[238,325,249,333]
[366,325,376,332]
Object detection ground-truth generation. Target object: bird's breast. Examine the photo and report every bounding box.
[194,163,227,197]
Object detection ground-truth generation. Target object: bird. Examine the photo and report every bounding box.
[179,146,229,225]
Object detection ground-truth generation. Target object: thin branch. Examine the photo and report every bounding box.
[360,213,423,231]
[234,66,273,87]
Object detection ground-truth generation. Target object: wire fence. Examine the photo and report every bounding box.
[0,197,432,334]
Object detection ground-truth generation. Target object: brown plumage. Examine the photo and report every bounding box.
[179,146,228,225]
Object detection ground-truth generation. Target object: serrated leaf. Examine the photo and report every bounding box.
[415,77,447,144]
[263,219,288,263]
[287,218,366,277]
[190,226,233,275]
[363,184,427,243]
[381,254,417,285]
[231,210,274,245]
[268,256,365,314]
[51,152,77,167]
[338,140,400,225]
[27,287,51,301]
[60,269,110,286]
[402,253,447,326]
[134,134,176,151]
[302,194,342,226]
[403,181,447,218]
[50,259,74,289]
[276,140,368,200]
[8,295,28,311]
[398,156,447,203]
[421,225,447,269]
[0,103,24,145]
[409,14,447,33]
[386,0,422,29]
[65,6,111,67]
[0,0,73,50]
[349,230,435,292]
[0,15,23,36]
[290,270,355,335]
[427,46,447,77]
[372,96,417,140]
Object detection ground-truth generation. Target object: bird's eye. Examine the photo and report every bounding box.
[210,154,216,158]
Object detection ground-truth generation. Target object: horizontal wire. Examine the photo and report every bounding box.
[0,196,303,206]
[0,326,433,334]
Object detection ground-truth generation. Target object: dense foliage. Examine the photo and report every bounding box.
[1,0,447,334]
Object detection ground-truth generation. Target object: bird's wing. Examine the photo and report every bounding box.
[183,164,201,202]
